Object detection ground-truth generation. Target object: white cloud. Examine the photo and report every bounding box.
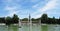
[6,11,19,17]
[38,0,58,12]
[33,4,38,8]
[32,13,43,19]
[5,6,17,11]
[4,6,19,17]
[32,0,58,18]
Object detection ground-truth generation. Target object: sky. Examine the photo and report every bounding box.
[0,0,60,19]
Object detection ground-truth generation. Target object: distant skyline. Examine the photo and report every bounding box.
[0,0,60,19]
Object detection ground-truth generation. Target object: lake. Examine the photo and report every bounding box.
[0,24,60,31]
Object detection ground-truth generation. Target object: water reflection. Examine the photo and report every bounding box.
[8,25,18,31]
[0,25,60,31]
[19,24,41,31]
[48,25,60,31]
[0,25,7,31]
[0,25,18,31]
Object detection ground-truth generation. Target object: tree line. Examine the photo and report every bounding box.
[40,14,60,24]
[22,14,60,24]
[0,14,60,25]
[0,14,19,25]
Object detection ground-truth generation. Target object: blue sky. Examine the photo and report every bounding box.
[0,0,60,19]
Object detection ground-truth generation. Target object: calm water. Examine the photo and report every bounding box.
[0,24,60,31]
[41,24,60,31]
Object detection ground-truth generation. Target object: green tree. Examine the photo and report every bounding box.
[12,14,19,23]
[0,17,5,23]
[22,18,28,21]
[5,16,12,25]
[41,13,48,23]
[58,17,60,24]
[52,16,56,24]
[31,18,35,21]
